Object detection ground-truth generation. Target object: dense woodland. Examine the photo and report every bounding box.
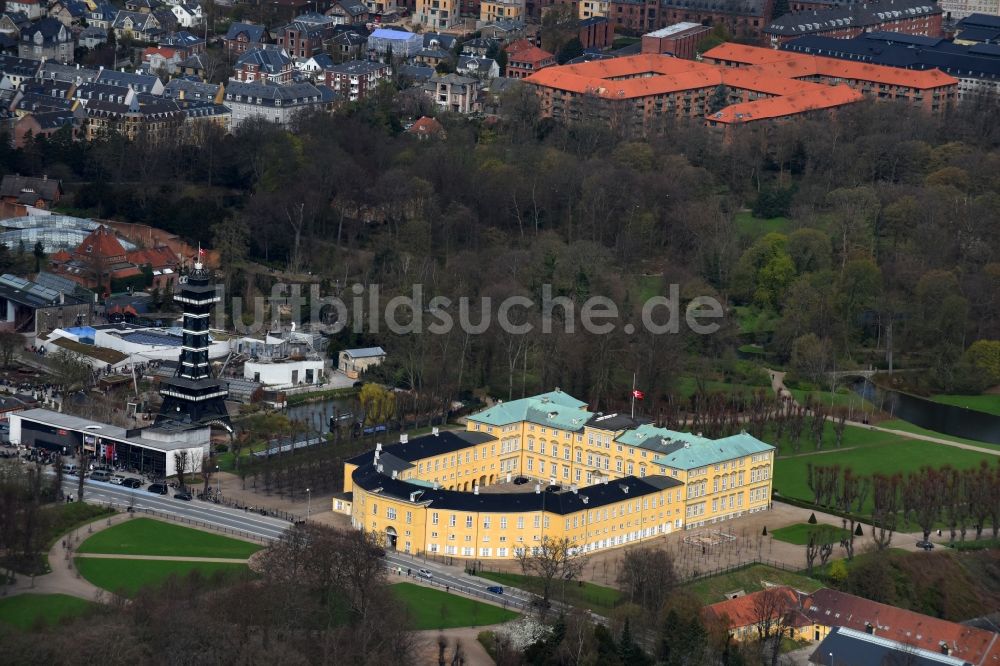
[4,89,1000,411]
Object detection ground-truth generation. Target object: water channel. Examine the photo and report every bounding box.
[855,379,1000,445]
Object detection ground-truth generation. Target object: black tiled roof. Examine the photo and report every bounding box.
[352,461,683,513]
[347,430,496,466]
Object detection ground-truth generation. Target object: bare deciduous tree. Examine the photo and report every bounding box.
[515,536,583,606]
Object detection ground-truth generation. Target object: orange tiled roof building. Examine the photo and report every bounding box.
[523,43,957,132]
[49,225,180,295]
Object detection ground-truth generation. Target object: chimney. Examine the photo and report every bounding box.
[602,477,608,484]
[571,485,578,494]
[474,485,479,495]
[400,433,408,444]
[391,470,397,479]
[535,483,541,494]
[59,291,64,304]
[865,622,875,635]
[432,426,439,436]
[375,442,382,452]
[940,642,950,656]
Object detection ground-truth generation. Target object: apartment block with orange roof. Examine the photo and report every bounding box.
[702,42,957,112]
[523,45,957,132]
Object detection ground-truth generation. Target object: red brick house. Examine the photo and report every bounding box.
[274,20,327,58]
[223,22,269,57]
[659,0,773,43]
[505,41,555,78]
[579,16,614,49]
[125,246,179,291]
[322,60,391,102]
[641,22,710,58]
[233,47,295,84]
[609,0,659,34]
[49,225,143,294]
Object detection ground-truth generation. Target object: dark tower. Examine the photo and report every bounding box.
[156,259,230,428]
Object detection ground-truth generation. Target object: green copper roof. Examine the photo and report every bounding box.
[651,431,775,470]
[469,390,591,431]
[615,424,708,449]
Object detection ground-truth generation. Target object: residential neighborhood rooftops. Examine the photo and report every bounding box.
[224,21,267,42]
[644,21,705,37]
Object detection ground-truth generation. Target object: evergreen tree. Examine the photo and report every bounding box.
[618,618,651,666]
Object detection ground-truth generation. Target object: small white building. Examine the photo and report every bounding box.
[244,358,325,387]
[338,346,385,379]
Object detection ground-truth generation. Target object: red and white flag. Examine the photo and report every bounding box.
[632,389,645,400]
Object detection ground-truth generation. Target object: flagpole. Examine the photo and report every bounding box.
[631,371,636,420]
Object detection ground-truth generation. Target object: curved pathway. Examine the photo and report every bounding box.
[3,512,253,602]
[766,369,1000,457]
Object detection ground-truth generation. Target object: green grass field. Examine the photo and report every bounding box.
[774,437,995,515]
[930,394,1000,417]
[683,564,823,604]
[734,211,792,237]
[771,523,850,546]
[76,558,249,597]
[478,571,621,615]
[390,582,519,630]
[0,594,96,630]
[77,519,261,558]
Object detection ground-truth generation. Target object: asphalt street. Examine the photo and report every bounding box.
[63,477,292,541]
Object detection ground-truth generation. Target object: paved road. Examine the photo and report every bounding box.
[63,478,292,541]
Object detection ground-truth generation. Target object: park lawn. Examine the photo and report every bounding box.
[77,518,261,558]
[390,583,519,630]
[771,523,850,546]
[477,571,621,615]
[734,211,792,237]
[768,421,906,458]
[683,565,823,605]
[76,558,249,597]
[879,420,1000,450]
[774,438,995,516]
[930,393,1000,417]
[0,594,96,630]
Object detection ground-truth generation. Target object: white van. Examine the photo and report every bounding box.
[109,475,126,485]
[90,470,112,482]
[63,464,78,476]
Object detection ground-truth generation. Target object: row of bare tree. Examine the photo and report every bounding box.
[803,461,1000,568]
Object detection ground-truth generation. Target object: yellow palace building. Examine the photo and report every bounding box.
[337,390,775,560]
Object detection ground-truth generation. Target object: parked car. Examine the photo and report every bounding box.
[486,586,504,595]
[63,464,78,476]
[916,540,935,551]
[90,470,111,482]
[147,483,168,495]
[122,478,143,488]
[513,476,529,485]
[109,475,126,485]
[417,569,433,579]
[174,491,192,501]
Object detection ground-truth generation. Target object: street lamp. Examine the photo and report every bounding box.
[216,465,220,496]
[306,487,311,521]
